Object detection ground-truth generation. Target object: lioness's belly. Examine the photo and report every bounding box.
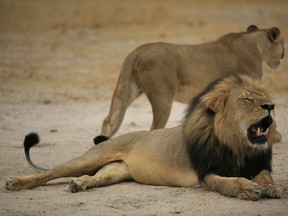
[124,127,199,187]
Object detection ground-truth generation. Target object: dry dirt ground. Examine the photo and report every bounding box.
[0,0,288,215]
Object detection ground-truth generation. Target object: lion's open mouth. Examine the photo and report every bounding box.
[247,115,273,144]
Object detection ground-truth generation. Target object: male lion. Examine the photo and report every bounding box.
[6,74,287,200]
[96,25,284,142]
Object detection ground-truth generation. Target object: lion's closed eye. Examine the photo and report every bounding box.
[243,97,254,102]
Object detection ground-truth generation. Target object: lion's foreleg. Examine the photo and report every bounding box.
[202,174,262,200]
[69,161,132,193]
[253,170,286,198]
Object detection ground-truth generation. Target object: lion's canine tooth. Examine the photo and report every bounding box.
[257,127,261,136]
[256,127,269,136]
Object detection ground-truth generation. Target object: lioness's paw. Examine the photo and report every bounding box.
[5,177,22,191]
[237,182,262,201]
[69,179,87,193]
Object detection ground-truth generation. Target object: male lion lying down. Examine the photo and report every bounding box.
[6,74,287,200]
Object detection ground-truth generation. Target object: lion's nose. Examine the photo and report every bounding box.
[260,103,275,112]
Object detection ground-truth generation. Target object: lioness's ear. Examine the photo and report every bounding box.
[247,25,259,32]
[268,27,281,42]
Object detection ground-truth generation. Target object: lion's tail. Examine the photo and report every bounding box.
[23,132,49,172]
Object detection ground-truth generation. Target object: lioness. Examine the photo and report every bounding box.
[6,74,287,200]
[96,25,284,142]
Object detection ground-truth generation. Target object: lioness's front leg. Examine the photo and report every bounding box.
[202,174,262,200]
[253,170,286,198]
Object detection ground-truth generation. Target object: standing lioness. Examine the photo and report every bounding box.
[95,25,284,143]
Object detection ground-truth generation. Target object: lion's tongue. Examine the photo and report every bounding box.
[251,126,269,136]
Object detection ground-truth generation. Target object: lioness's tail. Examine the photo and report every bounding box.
[94,50,142,144]
[24,133,49,172]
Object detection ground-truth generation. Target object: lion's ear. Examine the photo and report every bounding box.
[205,97,226,114]
[268,27,281,42]
[247,25,259,32]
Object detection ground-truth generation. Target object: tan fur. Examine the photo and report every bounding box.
[5,75,287,200]
[100,25,284,138]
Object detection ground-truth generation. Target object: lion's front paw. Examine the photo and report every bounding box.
[5,177,22,191]
[262,184,287,198]
[69,179,87,193]
[237,182,262,201]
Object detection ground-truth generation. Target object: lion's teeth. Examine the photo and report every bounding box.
[256,127,269,136]
[256,127,261,136]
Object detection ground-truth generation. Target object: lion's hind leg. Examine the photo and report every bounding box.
[69,161,132,193]
[202,174,262,200]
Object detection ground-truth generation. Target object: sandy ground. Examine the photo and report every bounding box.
[0,0,288,215]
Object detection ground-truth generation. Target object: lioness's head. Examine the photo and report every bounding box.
[247,24,285,69]
[184,73,277,157]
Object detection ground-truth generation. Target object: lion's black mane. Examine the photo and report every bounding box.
[184,74,272,182]
[187,133,272,182]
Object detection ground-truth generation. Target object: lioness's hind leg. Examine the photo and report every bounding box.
[137,71,176,130]
[150,98,173,130]
[145,89,174,130]
[69,162,131,193]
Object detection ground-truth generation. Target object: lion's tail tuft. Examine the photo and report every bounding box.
[24,132,49,172]
[24,132,40,151]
